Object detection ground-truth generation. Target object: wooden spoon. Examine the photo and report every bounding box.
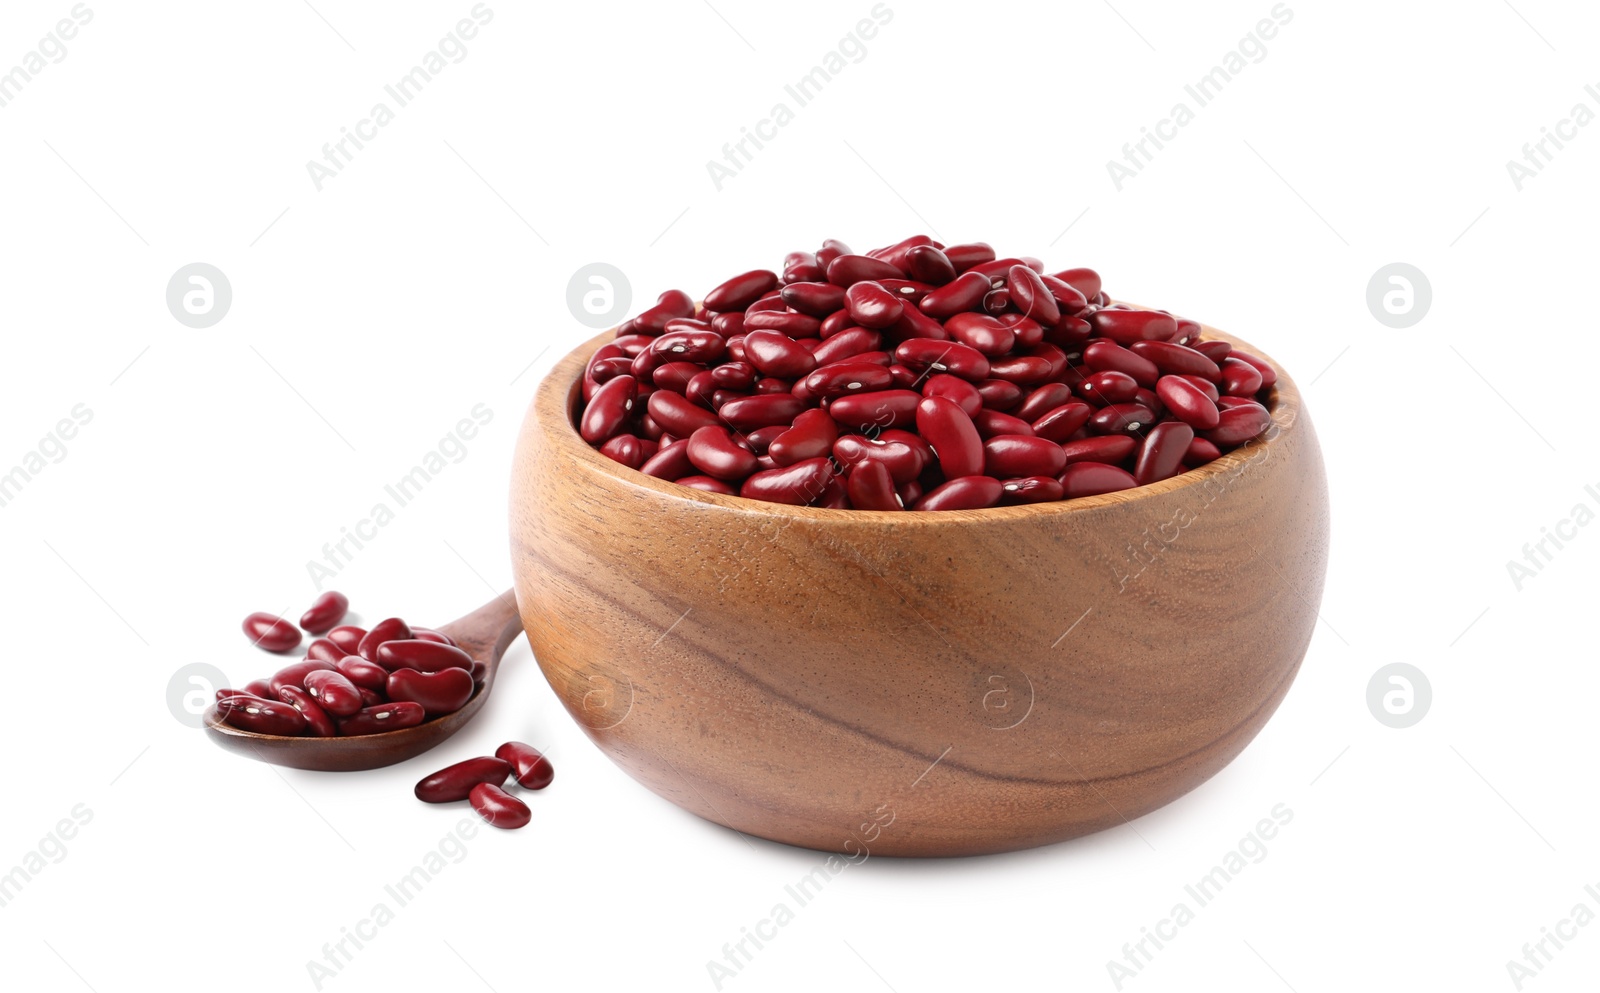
[203,592,524,771]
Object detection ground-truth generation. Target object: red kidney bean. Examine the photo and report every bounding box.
[713,312,747,338]
[1193,339,1232,364]
[306,638,345,665]
[973,409,1035,439]
[816,477,851,508]
[648,390,721,436]
[386,666,474,716]
[677,475,737,494]
[1000,476,1065,503]
[413,627,457,647]
[905,245,957,284]
[1133,421,1196,485]
[966,257,1033,285]
[894,339,990,381]
[922,373,982,417]
[897,480,924,506]
[868,234,937,267]
[1007,265,1060,325]
[1060,435,1138,466]
[270,659,336,698]
[1059,462,1138,498]
[915,475,1003,510]
[216,694,308,736]
[710,361,757,391]
[810,328,881,367]
[1180,374,1221,402]
[579,375,637,444]
[376,639,474,674]
[844,281,905,328]
[243,612,301,653]
[1184,436,1224,467]
[768,409,838,466]
[588,356,633,384]
[718,394,806,431]
[650,361,701,394]
[916,396,984,478]
[744,310,822,337]
[944,313,1015,356]
[802,361,894,400]
[1037,274,1090,314]
[886,304,949,343]
[828,389,921,431]
[974,378,1023,411]
[630,289,696,334]
[918,270,992,317]
[358,617,413,662]
[415,756,512,803]
[303,669,363,717]
[1083,340,1159,387]
[469,783,532,829]
[1220,357,1264,397]
[743,424,786,454]
[781,281,847,317]
[599,435,650,470]
[1203,402,1272,446]
[1217,395,1259,410]
[1014,384,1075,422]
[1078,370,1140,405]
[983,435,1066,478]
[245,678,275,699]
[944,243,996,271]
[817,310,855,338]
[496,741,555,790]
[1051,267,1101,300]
[740,331,814,379]
[338,701,426,736]
[276,686,338,737]
[299,591,349,635]
[740,457,835,505]
[998,315,1045,349]
[1170,318,1203,345]
[1156,375,1221,430]
[833,434,925,485]
[1089,309,1177,346]
[327,625,366,654]
[1229,350,1277,388]
[705,270,778,311]
[1031,401,1095,443]
[652,330,726,365]
[337,655,389,692]
[611,334,657,356]
[982,287,1011,314]
[846,459,902,510]
[662,317,715,334]
[640,438,694,479]
[1088,402,1155,436]
[687,426,760,481]
[827,254,903,287]
[1128,340,1221,380]
[783,251,824,283]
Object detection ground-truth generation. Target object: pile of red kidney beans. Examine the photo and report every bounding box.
[577,236,1277,510]
[219,592,486,738]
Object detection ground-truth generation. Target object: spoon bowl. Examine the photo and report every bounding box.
[203,593,524,771]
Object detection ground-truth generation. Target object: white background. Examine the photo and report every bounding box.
[2,1,1597,991]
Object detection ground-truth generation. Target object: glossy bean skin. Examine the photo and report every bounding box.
[648,390,722,436]
[327,625,366,654]
[336,655,389,692]
[299,591,349,635]
[918,271,991,317]
[768,409,838,466]
[245,678,275,699]
[827,254,903,287]
[886,304,949,343]
[1088,403,1155,436]
[905,244,957,284]
[921,373,982,417]
[1083,341,1159,387]
[579,375,638,445]
[676,475,737,494]
[1060,435,1139,466]
[1031,401,1095,443]
[1078,370,1140,405]
[629,289,696,334]
[376,639,475,674]
[1183,436,1224,467]
[1128,340,1220,380]
[685,426,759,481]
[743,310,822,338]
[972,409,1034,439]
[944,313,1015,356]
[844,281,905,328]
[469,783,532,829]
[338,701,427,737]
[705,270,778,311]
[269,659,336,698]
[1155,375,1221,430]
[1193,339,1233,364]
[415,756,512,803]
[1050,267,1102,301]
[717,394,806,432]
[780,281,847,317]
[1220,357,1264,397]
[1059,462,1138,498]
[833,434,925,485]
[1007,265,1060,324]
[893,339,990,381]
[276,686,338,737]
[1037,274,1089,314]
[1133,421,1196,485]
[640,438,694,479]
[1203,402,1272,446]
[914,476,1003,510]
[828,389,921,431]
[651,361,701,394]
[803,361,894,399]
[740,457,835,505]
[598,434,651,470]
[1180,374,1221,402]
[916,396,984,479]
[741,331,816,381]
[983,435,1066,477]
[986,355,1053,387]
[944,242,996,271]
[846,458,903,510]
[652,330,726,365]
[1000,476,1065,504]
[386,667,474,716]
[1229,349,1277,388]
[974,378,1023,411]
[243,612,302,653]
[810,328,882,366]
[496,741,556,790]
[412,627,458,648]
[305,638,346,665]
[216,694,309,736]
[303,669,363,717]
[358,617,414,663]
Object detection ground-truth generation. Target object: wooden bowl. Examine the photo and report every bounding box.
[510,321,1328,857]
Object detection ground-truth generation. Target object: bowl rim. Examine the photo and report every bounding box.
[528,309,1303,524]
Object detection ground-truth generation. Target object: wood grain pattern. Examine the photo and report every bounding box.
[510,321,1329,856]
[202,593,524,772]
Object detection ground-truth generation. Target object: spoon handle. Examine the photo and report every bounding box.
[438,591,524,666]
